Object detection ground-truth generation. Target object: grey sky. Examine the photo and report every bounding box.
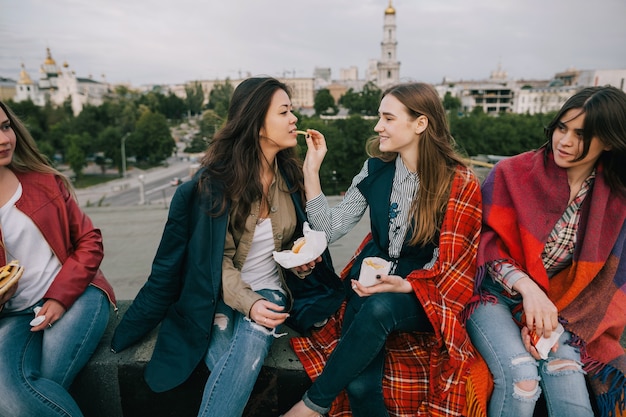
[2,0,625,86]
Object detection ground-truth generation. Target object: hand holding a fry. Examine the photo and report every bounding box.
[301,129,327,200]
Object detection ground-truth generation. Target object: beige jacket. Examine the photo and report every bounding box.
[221,168,298,317]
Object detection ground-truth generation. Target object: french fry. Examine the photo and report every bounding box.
[295,130,308,136]
[364,259,385,269]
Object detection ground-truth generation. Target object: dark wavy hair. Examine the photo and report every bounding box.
[198,77,304,232]
[544,85,626,193]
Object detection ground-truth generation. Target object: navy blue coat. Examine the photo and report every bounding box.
[111,171,344,392]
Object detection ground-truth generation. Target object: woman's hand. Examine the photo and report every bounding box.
[521,325,559,360]
[303,129,327,175]
[513,277,559,338]
[0,282,18,305]
[350,275,413,297]
[249,299,289,329]
[31,299,66,332]
[291,256,322,277]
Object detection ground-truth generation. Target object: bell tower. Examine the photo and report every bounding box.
[377,0,400,88]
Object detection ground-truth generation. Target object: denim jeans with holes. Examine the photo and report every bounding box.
[466,279,593,417]
[199,288,287,417]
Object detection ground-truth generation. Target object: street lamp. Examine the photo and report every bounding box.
[121,132,130,178]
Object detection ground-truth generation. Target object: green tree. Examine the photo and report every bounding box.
[207,80,234,118]
[96,126,125,175]
[128,111,175,165]
[160,93,187,121]
[442,92,462,113]
[65,133,90,179]
[314,89,337,116]
[186,109,223,153]
[338,82,380,116]
[185,81,204,116]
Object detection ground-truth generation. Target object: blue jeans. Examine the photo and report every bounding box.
[199,289,287,417]
[0,286,110,417]
[466,281,593,417]
[304,291,433,417]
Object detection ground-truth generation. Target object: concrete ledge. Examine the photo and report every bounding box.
[70,300,311,417]
[71,301,626,417]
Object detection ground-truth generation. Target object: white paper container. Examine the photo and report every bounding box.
[358,257,391,287]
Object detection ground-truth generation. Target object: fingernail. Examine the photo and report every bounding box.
[376,274,381,279]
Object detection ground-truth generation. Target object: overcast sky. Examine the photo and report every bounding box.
[2,0,625,87]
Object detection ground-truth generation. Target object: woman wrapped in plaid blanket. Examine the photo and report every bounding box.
[465,86,626,417]
[283,82,482,417]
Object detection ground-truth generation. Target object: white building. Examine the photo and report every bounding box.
[576,69,626,91]
[512,85,580,115]
[367,0,401,88]
[14,48,109,115]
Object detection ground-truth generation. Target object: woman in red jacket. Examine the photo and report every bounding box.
[0,100,116,417]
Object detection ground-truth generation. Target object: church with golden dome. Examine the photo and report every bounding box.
[15,48,109,115]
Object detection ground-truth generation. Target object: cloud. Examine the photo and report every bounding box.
[1,0,625,86]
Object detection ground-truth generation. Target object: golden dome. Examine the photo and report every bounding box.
[385,0,395,14]
[44,47,56,66]
[18,64,33,85]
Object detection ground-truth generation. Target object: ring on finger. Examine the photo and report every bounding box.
[48,323,53,328]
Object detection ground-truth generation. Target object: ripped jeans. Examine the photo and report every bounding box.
[199,289,287,417]
[466,281,593,417]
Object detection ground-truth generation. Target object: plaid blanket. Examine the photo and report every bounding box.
[468,149,626,417]
[291,166,482,416]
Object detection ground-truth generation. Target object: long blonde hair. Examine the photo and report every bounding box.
[367,83,467,246]
[1,101,74,195]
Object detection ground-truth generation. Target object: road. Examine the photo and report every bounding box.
[103,164,190,206]
[76,158,194,208]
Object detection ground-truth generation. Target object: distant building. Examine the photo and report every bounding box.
[577,69,626,91]
[13,48,109,115]
[437,64,626,115]
[436,65,517,114]
[513,85,580,115]
[0,77,17,102]
[183,77,315,110]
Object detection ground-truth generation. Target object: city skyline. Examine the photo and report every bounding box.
[2,0,625,87]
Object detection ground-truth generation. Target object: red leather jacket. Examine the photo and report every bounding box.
[0,170,116,309]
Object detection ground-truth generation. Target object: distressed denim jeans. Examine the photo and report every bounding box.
[199,289,287,417]
[0,286,110,417]
[466,280,593,417]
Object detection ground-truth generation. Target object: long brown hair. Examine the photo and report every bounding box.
[0,101,73,195]
[367,83,467,246]
[198,77,304,232]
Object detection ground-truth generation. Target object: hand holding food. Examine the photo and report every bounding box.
[272,222,328,269]
[0,260,24,296]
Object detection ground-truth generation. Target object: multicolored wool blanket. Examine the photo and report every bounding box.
[290,167,482,416]
[465,149,626,417]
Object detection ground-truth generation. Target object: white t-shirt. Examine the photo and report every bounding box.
[240,218,282,293]
[0,183,61,312]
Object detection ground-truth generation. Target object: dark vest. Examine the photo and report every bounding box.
[350,158,437,281]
